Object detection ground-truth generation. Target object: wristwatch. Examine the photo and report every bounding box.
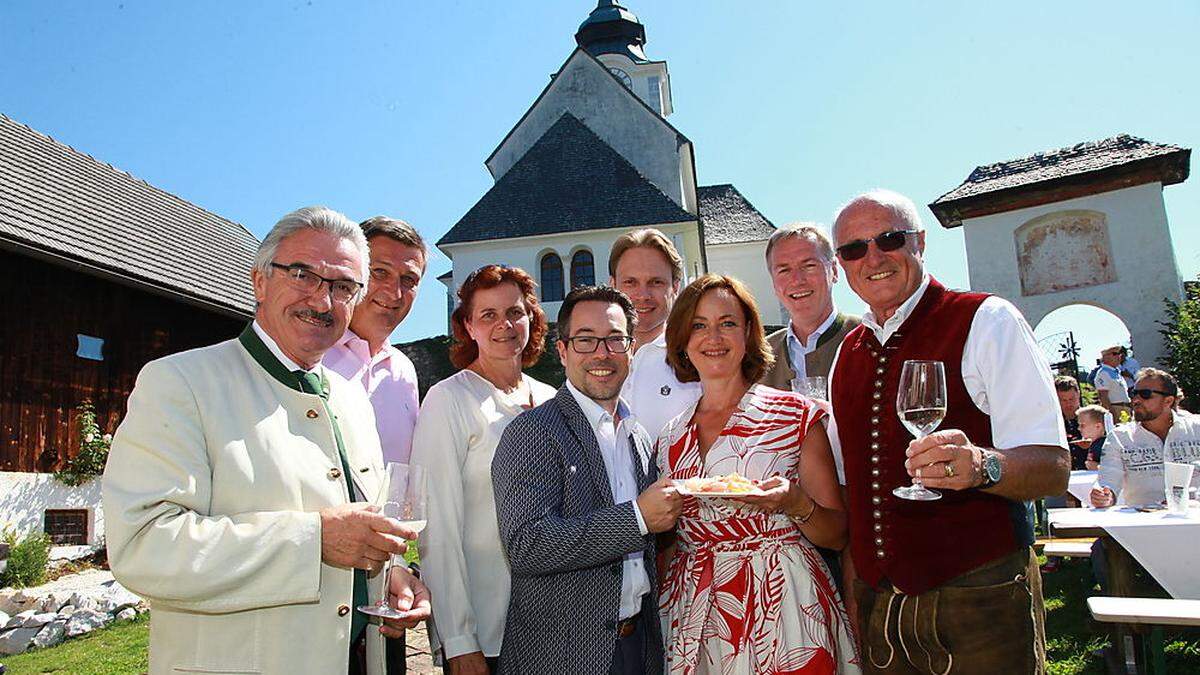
[978,450,1002,489]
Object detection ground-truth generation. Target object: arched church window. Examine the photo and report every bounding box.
[540,253,564,303]
[570,249,595,289]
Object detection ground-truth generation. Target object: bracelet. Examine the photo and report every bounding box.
[790,499,818,524]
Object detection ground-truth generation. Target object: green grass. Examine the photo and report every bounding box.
[2,614,148,675]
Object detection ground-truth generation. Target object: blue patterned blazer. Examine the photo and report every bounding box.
[491,385,665,675]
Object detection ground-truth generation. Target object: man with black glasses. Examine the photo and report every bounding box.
[826,189,1068,673]
[1091,368,1200,507]
[491,285,679,675]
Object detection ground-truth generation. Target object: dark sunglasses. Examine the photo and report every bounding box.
[1129,387,1173,400]
[836,229,919,261]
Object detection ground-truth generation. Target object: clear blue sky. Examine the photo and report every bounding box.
[3,1,1197,364]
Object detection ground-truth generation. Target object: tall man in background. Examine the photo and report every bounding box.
[828,189,1068,673]
[610,229,701,441]
[324,215,428,673]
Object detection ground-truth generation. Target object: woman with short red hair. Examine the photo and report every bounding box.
[411,264,555,675]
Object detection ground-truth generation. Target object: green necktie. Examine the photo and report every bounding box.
[295,370,369,642]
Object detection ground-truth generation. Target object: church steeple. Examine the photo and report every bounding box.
[575,0,649,63]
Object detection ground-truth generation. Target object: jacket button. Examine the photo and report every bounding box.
[338,604,350,616]
[306,409,319,419]
[328,468,342,480]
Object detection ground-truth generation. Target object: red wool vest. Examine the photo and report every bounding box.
[832,278,1029,595]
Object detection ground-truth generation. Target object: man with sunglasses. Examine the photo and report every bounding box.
[491,285,678,675]
[826,189,1068,673]
[104,206,429,675]
[1095,346,1135,420]
[1091,368,1199,508]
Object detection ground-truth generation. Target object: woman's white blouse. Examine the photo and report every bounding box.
[411,369,556,660]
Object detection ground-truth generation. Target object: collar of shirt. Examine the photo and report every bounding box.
[252,320,319,374]
[861,274,931,344]
[786,308,838,354]
[566,378,634,432]
[336,329,398,369]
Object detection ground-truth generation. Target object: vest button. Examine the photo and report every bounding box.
[876,367,885,375]
[870,442,880,450]
[870,455,880,464]
[874,523,882,532]
[871,417,879,425]
[871,468,880,477]
[328,468,342,480]
[872,404,881,413]
[306,409,319,419]
[870,430,880,439]
[876,550,886,559]
[337,604,350,616]
[874,380,883,388]
[872,392,882,400]
[872,496,882,505]
[873,510,882,519]
[880,356,888,363]
[875,537,884,546]
[871,482,880,491]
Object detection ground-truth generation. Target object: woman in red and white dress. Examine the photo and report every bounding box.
[657,274,860,675]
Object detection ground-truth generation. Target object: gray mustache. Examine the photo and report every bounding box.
[295,309,334,326]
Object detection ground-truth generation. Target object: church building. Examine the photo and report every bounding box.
[437,1,781,326]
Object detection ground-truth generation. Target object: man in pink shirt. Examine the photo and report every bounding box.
[323,215,427,674]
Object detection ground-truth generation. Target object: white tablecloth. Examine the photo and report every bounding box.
[1049,506,1200,599]
[1067,470,1098,503]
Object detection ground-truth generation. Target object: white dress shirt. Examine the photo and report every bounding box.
[827,275,1067,483]
[252,320,315,374]
[565,380,651,621]
[1096,412,1200,505]
[785,308,838,382]
[622,332,702,444]
[412,370,556,659]
[323,330,420,463]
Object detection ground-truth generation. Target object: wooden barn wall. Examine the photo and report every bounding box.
[0,250,246,472]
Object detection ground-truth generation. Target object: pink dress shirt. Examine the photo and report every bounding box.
[323,330,420,464]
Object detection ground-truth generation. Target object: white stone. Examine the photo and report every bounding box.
[5,611,35,629]
[115,607,136,622]
[57,604,75,617]
[64,608,110,637]
[40,591,73,613]
[98,581,141,613]
[0,610,8,627]
[0,590,37,616]
[30,620,66,649]
[23,612,57,628]
[0,626,40,655]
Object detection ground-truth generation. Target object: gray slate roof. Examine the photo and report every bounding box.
[439,113,694,247]
[697,184,776,244]
[0,114,257,317]
[933,134,1189,204]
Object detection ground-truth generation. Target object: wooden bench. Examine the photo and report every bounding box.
[1088,597,1200,675]
[1043,540,1095,558]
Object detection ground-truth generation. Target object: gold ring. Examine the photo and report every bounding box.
[944,463,955,478]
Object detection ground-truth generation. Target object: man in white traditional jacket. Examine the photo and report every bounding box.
[103,206,430,675]
[1092,368,1200,507]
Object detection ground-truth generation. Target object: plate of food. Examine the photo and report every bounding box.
[672,472,764,497]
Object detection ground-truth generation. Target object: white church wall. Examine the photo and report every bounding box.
[0,471,104,546]
[961,182,1183,366]
[442,222,703,325]
[485,50,690,210]
[705,240,785,326]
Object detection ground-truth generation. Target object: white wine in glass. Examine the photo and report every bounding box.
[358,462,427,619]
[893,360,947,501]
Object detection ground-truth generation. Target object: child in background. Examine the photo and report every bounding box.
[1076,404,1110,471]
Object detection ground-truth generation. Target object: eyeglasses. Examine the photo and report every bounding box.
[562,335,634,354]
[1129,387,1173,400]
[270,263,364,304]
[835,229,919,261]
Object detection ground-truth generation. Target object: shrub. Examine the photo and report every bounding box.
[55,400,112,486]
[1,528,52,589]
[1161,281,1200,413]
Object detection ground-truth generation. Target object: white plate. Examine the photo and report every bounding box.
[671,479,764,497]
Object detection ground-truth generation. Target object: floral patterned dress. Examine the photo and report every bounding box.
[658,385,860,675]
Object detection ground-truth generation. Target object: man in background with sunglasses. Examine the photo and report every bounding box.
[1094,346,1135,420]
[826,189,1068,673]
[1091,368,1199,508]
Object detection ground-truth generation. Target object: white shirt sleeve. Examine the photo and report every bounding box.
[962,297,1068,450]
[1096,428,1127,497]
[411,382,481,659]
[825,342,847,485]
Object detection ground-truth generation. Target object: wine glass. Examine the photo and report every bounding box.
[893,360,947,501]
[358,462,427,619]
[792,376,828,401]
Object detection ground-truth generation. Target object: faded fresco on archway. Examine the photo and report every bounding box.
[1015,210,1117,296]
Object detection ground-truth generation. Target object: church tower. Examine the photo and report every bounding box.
[575,0,673,117]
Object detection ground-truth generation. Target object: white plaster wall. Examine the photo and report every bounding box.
[705,241,786,326]
[442,222,702,323]
[485,50,690,210]
[0,472,103,545]
[961,183,1184,366]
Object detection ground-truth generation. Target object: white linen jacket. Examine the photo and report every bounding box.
[102,328,388,675]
